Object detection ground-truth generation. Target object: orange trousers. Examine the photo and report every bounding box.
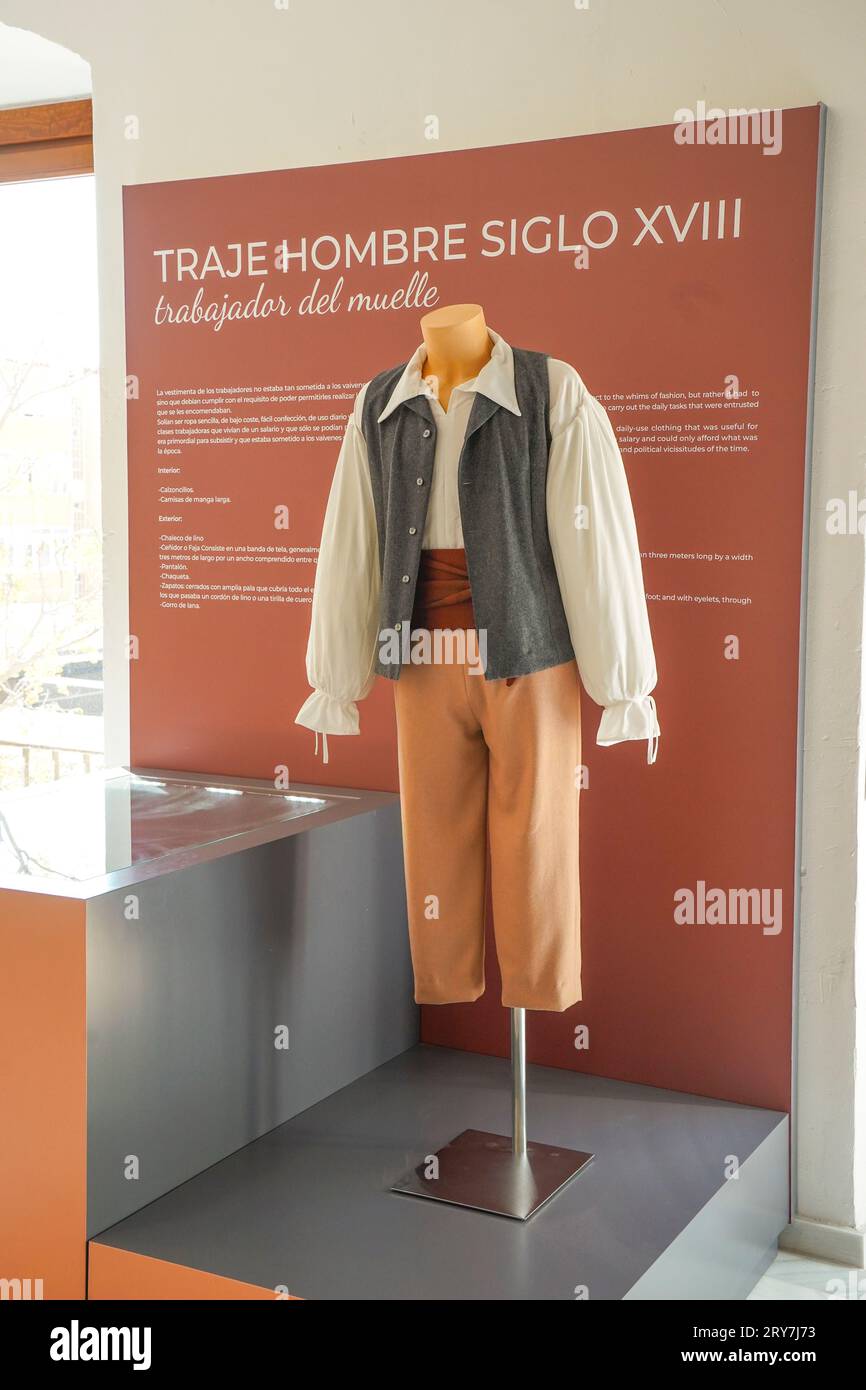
[393,650,582,1012]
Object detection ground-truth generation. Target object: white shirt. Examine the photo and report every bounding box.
[295,328,660,761]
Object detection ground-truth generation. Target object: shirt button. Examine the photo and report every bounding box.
[416,477,424,486]
[408,526,416,535]
[422,428,431,438]
[401,574,410,583]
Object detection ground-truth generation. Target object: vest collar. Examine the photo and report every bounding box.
[377,327,522,423]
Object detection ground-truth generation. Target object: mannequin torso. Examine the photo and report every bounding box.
[420,303,492,411]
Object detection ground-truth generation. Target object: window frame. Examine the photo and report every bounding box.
[0,98,92,183]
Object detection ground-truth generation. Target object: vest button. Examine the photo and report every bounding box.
[408,526,416,535]
[401,574,410,583]
[422,428,431,438]
[416,477,424,486]
[395,622,402,631]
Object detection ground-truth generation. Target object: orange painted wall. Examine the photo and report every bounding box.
[0,890,87,1300]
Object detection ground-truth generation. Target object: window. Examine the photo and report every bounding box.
[0,99,101,787]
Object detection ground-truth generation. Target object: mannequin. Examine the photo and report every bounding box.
[409,303,536,1173]
[418,303,493,410]
[296,302,660,1215]
[297,299,660,1012]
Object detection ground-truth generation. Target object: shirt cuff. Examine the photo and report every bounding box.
[597,695,660,763]
[295,690,360,736]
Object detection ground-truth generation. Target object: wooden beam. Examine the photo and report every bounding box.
[0,99,93,183]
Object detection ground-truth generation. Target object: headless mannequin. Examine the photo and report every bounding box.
[420,303,492,410]
[417,301,531,1156]
[392,301,596,1211]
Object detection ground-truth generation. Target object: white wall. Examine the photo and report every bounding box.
[0,20,88,102]
[2,0,863,1248]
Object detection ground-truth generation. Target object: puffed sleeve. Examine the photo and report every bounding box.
[546,374,660,763]
[294,387,380,757]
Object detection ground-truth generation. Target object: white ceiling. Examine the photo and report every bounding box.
[0,21,91,109]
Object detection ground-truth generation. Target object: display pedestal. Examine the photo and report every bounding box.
[89,1046,789,1301]
[0,766,414,1299]
[391,1009,594,1220]
[391,1127,594,1220]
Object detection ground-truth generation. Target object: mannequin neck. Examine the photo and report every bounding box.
[420,306,492,403]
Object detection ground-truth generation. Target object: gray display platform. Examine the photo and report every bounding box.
[91,1044,788,1300]
[85,771,416,1236]
[0,765,416,1245]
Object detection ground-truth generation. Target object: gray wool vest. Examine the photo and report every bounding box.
[361,346,576,682]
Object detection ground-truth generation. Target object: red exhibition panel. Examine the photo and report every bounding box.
[124,106,822,1110]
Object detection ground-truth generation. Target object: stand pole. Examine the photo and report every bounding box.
[511,1006,527,1156]
[391,1004,594,1219]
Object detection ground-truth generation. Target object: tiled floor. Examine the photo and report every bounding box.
[748,1250,865,1300]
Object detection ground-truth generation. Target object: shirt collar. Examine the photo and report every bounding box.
[377,327,521,422]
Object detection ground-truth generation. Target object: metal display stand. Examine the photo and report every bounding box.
[391,1008,594,1220]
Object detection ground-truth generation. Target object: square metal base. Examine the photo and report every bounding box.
[391,1128,594,1220]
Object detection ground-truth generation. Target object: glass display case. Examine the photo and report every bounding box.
[0,767,334,887]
